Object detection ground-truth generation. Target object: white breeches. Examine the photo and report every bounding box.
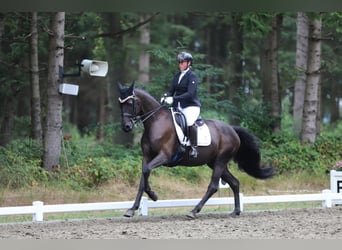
[178,106,200,126]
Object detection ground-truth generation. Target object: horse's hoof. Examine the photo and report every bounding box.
[186,212,197,219]
[148,191,158,201]
[124,209,135,217]
[229,210,240,218]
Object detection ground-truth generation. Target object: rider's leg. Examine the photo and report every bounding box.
[179,106,200,158]
[188,124,198,158]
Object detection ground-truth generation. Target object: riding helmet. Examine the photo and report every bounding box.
[177,51,193,64]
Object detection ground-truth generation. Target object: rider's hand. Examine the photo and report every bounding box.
[164,97,173,105]
[160,93,167,104]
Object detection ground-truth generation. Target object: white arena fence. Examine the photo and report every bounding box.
[1,171,342,222]
[0,189,341,222]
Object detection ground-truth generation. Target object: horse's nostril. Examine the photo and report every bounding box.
[124,124,132,131]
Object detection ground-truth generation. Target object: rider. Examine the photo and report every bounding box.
[161,51,201,158]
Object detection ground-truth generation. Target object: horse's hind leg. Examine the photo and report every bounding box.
[221,168,241,217]
[187,161,225,219]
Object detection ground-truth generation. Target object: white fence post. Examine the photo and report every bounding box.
[219,178,229,189]
[322,189,332,208]
[239,193,244,212]
[32,201,44,222]
[139,197,148,216]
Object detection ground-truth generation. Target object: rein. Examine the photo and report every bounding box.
[132,105,165,126]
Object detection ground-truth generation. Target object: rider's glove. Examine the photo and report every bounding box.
[164,97,173,105]
[160,93,167,104]
[161,94,173,105]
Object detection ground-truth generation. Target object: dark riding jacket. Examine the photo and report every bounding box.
[166,69,201,109]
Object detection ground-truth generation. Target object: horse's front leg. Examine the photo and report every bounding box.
[141,152,168,200]
[124,175,145,217]
[124,152,168,217]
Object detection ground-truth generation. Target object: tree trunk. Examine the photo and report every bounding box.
[329,93,340,123]
[101,13,133,145]
[0,13,18,146]
[30,12,43,143]
[96,78,106,141]
[293,12,309,137]
[316,80,322,135]
[324,71,340,124]
[0,84,18,146]
[138,14,150,84]
[43,12,65,171]
[260,14,283,133]
[207,17,229,95]
[301,16,322,144]
[227,13,243,125]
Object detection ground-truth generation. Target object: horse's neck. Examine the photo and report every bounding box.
[142,99,159,114]
[136,90,160,114]
[135,90,170,129]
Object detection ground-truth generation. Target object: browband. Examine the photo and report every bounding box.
[118,94,135,103]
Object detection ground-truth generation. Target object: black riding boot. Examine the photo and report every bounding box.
[189,125,198,158]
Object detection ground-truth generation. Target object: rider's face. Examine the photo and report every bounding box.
[178,61,189,71]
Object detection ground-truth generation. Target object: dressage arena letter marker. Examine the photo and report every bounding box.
[330,170,342,205]
[337,180,342,193]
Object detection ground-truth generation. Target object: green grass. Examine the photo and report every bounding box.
[0,210,126,224]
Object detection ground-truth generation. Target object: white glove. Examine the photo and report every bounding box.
[160,93,167,104]
[165,97,173,105]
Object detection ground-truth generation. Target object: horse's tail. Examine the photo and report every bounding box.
[233,126,276,179]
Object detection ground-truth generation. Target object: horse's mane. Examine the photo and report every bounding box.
[134,87,161,106]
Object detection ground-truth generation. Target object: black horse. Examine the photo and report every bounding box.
[117,82,275,218]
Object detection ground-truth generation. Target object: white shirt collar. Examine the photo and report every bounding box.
[181,67,190,74]
[178,68,190,83]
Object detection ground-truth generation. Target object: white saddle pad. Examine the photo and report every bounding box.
[171,109,211,147]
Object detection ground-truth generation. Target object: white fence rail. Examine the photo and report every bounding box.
[1,189,342,222]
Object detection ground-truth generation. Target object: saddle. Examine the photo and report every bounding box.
[170,108,211,147]
[164,108,211,167]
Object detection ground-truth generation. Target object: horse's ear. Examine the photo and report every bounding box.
[128,81,135,94]
[116,82,123,92]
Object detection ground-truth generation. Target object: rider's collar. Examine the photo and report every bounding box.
[181,67,190,74]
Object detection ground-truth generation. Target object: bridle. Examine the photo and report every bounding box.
[118,93,165,126]
[119,94,137,121]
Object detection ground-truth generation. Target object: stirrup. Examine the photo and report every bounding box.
[189,146,198,158]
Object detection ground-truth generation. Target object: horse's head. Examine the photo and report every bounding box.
[117,81,142,132]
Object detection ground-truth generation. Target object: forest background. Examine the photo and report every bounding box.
[0,12,342,206]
